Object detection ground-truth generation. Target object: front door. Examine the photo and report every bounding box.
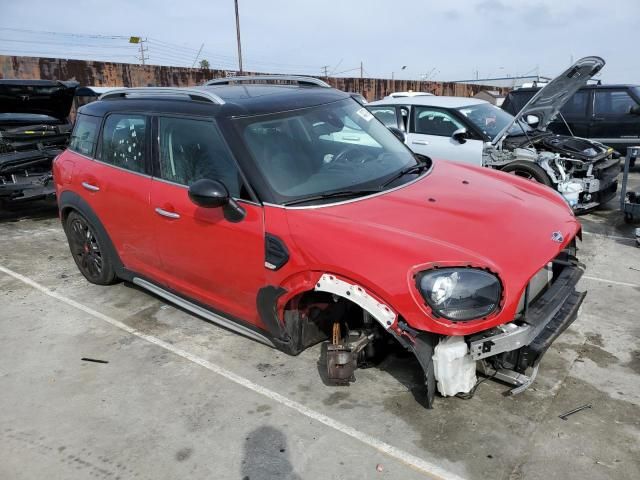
[406,106,483,165]
[149,115,265,325]
[549,89,591,138]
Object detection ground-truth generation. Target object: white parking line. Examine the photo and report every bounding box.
[582,275,640,288]
[0,265,465,480]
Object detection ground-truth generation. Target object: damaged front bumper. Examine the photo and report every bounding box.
[467,259,586,395]
[0,149,58,206]
[570,156,620,213]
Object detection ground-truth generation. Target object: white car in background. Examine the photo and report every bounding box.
[384,91,434,99]
[367,56,621,213]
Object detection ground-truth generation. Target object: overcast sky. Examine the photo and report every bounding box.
[1,0,639,83]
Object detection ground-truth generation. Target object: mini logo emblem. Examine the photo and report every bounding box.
[551,231,564,243]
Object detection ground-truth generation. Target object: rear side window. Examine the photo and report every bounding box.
[560,90,589,117]
[413,107,464,136]
[594,90,638,115]
[99,114,147,174]
[69,114,101,156]
[368,107,399,128]
[157,117,241,198]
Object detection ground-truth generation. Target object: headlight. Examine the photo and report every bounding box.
[416,268,502,321]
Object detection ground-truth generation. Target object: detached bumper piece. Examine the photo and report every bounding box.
[468,259,586,395]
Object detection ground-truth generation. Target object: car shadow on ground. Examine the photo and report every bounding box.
[0,200,58,224]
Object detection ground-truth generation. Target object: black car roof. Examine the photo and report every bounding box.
[79,84,350,118]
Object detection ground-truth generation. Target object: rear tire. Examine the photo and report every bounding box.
[65,210,117,285]
[501,161,553,187]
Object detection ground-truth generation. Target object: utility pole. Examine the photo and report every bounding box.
[321,65,329,77]
[130,36,148,65]
[360,61,363,79]
[191,43,205,68]
[234,0,243,73]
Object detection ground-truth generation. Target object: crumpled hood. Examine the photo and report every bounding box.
[493,56,605,145]
[284,161,580,330]
[0,80,78,122]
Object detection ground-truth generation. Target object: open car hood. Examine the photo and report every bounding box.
[0,80,79,122]
[492,56,605,146]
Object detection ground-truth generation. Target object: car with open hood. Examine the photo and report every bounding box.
[367,57,620,213]
[53,76,586,408]
[502,82,640,166]
[0,79,78,207]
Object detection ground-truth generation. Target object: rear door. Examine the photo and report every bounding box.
[406,106,483,165]
[149,115,265,325]
[589,88,640,151]
[73,112,161,279]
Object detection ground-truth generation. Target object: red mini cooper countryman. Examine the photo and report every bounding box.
[54,76,586,408]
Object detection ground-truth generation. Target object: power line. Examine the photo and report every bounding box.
[0,27,325,73]
[0,38,138,50]
[0,27,129,40]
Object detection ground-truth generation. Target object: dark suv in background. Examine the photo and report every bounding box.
[502,84,640,163]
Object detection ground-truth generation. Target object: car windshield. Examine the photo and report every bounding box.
[236,98,419,204]
[456,103,532,140]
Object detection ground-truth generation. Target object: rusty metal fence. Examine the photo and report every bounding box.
[0,55,505,101]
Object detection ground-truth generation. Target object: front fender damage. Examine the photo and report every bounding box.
[260,272,441,407]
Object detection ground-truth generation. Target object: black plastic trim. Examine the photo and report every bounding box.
[265,233,289,270]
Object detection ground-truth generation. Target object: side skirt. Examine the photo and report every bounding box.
[132,277,276,348]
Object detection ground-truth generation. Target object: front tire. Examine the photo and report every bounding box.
[501,161,553,186]
[65,211,117,285]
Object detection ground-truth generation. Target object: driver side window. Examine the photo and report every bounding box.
[413,108,464,137]
[157,117,244,199]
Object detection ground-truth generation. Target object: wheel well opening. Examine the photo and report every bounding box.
[60,205,75,222]
[283,290,408,362]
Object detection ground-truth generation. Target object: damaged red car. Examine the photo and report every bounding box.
[54,76,586,407]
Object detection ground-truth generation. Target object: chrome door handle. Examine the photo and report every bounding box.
[412,140,429,145]
[81,182,100,192]
[155,207,180,219]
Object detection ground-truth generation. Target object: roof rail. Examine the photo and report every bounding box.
[205,75,331,88]
[99,87,225,105]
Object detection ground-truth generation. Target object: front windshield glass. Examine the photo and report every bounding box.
[236,98,418,204]
[456,103,532,140]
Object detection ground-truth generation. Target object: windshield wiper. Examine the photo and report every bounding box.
[282,188,382,206]
[380,163,429,188]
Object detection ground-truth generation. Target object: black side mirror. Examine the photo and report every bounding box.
[629,105,640,115]
[452,127,468,144]
[388,126,406,143]
[188,178,246,222]
[189,178,229,208]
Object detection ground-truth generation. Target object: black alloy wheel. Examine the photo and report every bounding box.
[65,211,116,285]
